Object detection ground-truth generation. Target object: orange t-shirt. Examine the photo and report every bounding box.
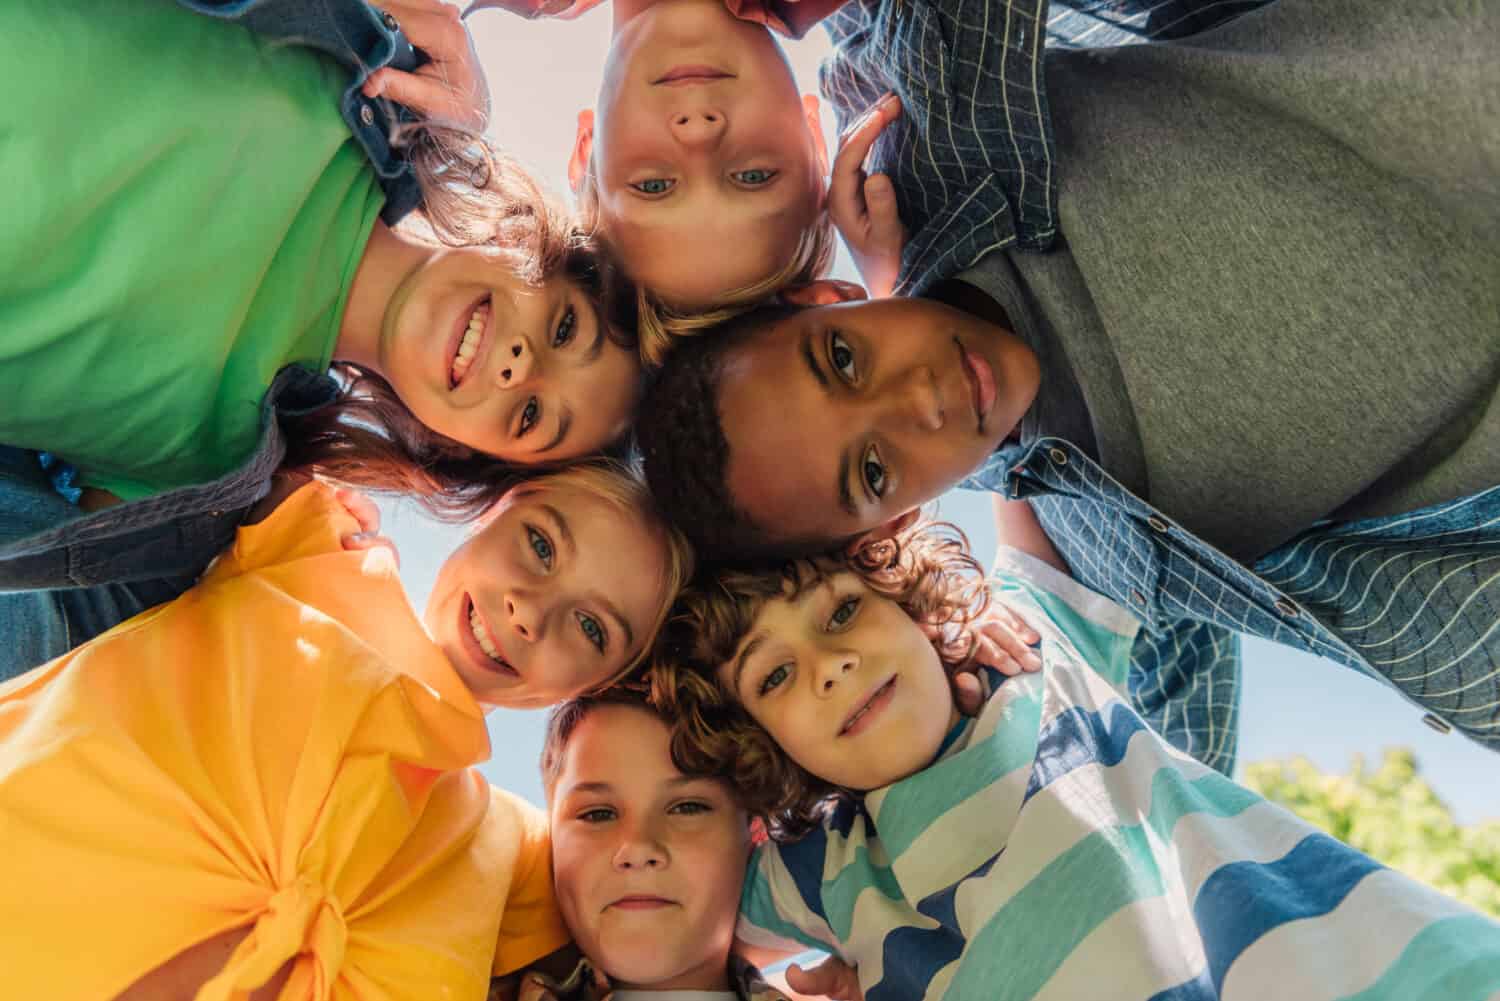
[0,484,568,1000]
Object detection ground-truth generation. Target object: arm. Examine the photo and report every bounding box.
[991,495,1070,576]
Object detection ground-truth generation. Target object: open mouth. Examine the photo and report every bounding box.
[463,595,519,678]
[839,676,897,737]
[449,296,491,389]
[956,337,997,432]
[653,65,735,86]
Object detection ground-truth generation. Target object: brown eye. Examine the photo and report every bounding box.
[829,332,856,381]
[862,444,887,498]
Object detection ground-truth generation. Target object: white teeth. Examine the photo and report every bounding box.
[468,604,505,664]
[450,303,490,385]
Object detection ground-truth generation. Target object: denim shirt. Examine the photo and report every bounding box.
[822,0,1500,770]
[182,0,425,222]
[0,0,421,595]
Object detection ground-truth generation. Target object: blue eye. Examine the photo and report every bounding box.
[830,596,861,628]
[527,526,554,567]
[579,807,615,823]
[577,611,607,653]
[631,178,675,195]
[670,801,712,816]
[552,306,577,348]
[759,663,790,696]
[518,397,540,436]
[733,168,778,186]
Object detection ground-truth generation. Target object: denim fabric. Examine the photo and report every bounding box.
[178,0,425,222]
[963,442,1500,772]
[0,366,339,591]
[818,0,1270,296]
[0,449,196,679]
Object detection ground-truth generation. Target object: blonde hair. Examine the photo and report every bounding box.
[502,460,696,685]
[574,153,836,368]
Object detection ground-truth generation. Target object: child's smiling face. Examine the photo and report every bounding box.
[423,481,671,710]
[715,290,1039,551]
[549,703,750,991]
[719,570,959,790]
[575,0,829,308]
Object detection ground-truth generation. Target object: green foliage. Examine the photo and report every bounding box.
[1243,748,1500,916]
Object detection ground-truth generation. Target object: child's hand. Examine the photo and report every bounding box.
[362,1,491,131]
[334,489,400,567]
[970,599,1042,677]
[462,0,585,20]
[940,599,1041,717]
[828,92,907,299]
[785,956,863,1001]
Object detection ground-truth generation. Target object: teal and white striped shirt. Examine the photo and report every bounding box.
[737,549,1500,1000]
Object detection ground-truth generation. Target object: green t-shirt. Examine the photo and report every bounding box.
[1,2,386,500]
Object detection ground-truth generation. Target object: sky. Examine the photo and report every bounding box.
[377,4,1498,824]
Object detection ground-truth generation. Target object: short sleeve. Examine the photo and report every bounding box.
[991,545,1140,690]
[736,843,842,957]
[203,481,363,582]
[490,787,571,976]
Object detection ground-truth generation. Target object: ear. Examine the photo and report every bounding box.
[567,109,596,194]
[801,93,830,180]
[778,279,868,307]
[845,508,922,555]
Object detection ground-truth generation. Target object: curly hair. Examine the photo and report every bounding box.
[649,520,993,841]
[282,122,638,520]
[636,303,838,563]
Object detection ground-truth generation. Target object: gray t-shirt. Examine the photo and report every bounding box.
[957,0,1500,561]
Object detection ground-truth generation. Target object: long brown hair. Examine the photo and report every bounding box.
[650,519,991,841]
[284,123,637,519]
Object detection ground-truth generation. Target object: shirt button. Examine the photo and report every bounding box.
[1048,447,1068,466]
[360,103,375,126]
[1421,713,1453,735]
[1130,589,1146,606]
[381,10,400,31]
[1274,597,1299,618]
[1147,515,1170,533]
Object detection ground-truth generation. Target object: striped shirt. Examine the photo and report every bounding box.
[736,550,1500,1000]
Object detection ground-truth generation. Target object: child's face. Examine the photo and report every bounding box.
[550,704,751,991]
[423,485,670,709]
[715,291,1040,549]
[576,0,829,308]
[379,250,642,463]
[720,571,957,790]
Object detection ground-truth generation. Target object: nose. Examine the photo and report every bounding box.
[612,816,668,871]
[504,590,544,643]
[496,336,534,387]
[668,108,727,150]
[880,365,945,433]
[813,646,859,697]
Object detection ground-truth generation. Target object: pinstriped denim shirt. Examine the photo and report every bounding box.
[818,0,1500,771]
[0,0,420,592]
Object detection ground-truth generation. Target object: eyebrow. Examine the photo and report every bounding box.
[563,775,715,799]
[731,632,768,698]
[537,405,573,456]
[800,329,858,517]
[546,503,637,651]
